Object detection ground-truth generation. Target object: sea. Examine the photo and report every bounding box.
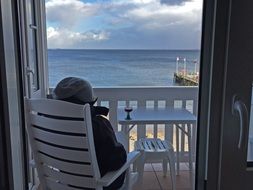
[48,49,200,87]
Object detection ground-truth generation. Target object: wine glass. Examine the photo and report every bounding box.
[124,106,133,120]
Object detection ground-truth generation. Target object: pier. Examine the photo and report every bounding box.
[173,57,199,86]
[174,72,198,86]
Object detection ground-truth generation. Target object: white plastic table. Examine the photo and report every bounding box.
[117,107,197,176]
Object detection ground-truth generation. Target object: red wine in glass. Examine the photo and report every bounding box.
[124,106,133,120]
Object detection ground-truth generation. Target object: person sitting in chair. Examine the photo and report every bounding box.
[53,77,127,190]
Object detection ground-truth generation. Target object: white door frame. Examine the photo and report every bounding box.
[20,0,48,98]
[18,0,48,189]
[197,0,234,188]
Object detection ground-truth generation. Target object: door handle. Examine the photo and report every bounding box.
[29,24,37,30]
[26,67,35,86]
[232,95,249,149]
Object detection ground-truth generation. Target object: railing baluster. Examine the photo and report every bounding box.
[181,100,187,158]
[192,99,198,160]
[124,100,131,151]
[137,100,146,140]
[109,100,118,131]
[154,100,158,139]
[165,100,174,144]
[176,125,180,175]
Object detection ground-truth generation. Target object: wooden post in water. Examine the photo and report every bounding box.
[194,59,197,74]
[183,58,186,76]
[176,57,179,74]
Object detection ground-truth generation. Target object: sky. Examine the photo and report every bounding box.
[46,0,203,49]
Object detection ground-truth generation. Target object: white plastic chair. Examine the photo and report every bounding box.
[134,138,176,190]
[25,98,141,190]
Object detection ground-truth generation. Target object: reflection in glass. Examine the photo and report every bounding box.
[247,84,253,162]
[28,0,40,92]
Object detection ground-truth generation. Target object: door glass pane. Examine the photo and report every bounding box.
[28,0,40,92]
[247,83,253,163]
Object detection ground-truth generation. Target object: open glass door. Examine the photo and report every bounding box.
[220,1,253,188]
[196,0,253,189]
[25,0,40,97]
[207,0,253,189]
[21,0,48,189]
[23,0,48,98]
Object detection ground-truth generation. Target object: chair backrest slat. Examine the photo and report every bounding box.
[35,140,91,163]
[43,165,96,188]
[28,98,84,118]
[45,178,95,190]
[25,98,100,189]
[30,114,87,134]
[157,139,165,149]
[39,153,93,175]
[32,126,89,149]
[143,141,150,150]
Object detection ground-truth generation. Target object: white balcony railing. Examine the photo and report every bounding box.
[93,86,198,161]
[29,86,198,189]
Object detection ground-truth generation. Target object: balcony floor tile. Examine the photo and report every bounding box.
[134,164,192,190]
[38,164,193,190]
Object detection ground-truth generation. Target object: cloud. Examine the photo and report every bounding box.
[46,0,203,49]
[47,27,110,48]
[96,24,201,49]
[46,0,100,28]
[123,0,202,30]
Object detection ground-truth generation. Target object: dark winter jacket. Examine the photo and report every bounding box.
[90,106,127,190]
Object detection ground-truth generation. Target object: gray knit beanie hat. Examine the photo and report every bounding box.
[53,77,97,103]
